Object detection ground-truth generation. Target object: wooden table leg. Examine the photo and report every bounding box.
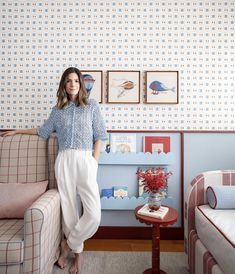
[143,224,166,274]
[152,224,160,272]
[143,269,166,274]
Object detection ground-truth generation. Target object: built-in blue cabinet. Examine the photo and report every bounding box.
[97,132,182,227]
[99,152,174,210]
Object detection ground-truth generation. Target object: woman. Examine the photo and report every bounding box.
[1,67,107,274]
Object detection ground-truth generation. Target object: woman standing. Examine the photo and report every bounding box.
[1,67,107,274]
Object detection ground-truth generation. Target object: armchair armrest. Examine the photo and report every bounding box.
[184,170,235,255]
[23,189,61,274]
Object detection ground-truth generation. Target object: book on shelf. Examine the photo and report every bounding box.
[101,188,113,198]
[113,186,128,198]
[143,136,170,153]
[137,204,169,219]
[101,133,111,153]
[110,133,136,153]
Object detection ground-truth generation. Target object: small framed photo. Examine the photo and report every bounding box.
[107,70,140,104]
[146,71,179,104]
[81,70,103,103]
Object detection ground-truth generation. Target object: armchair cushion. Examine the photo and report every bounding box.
[0,219,24,264]
[207,185,235,209]
[0,180,48,218]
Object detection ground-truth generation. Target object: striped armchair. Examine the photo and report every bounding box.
[185,170,235,274]
[0,134,61,274]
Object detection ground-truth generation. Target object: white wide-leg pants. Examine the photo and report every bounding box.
[55,149,101,253]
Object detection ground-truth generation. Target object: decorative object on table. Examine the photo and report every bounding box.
[143,136,170,153]
[101,188,113,198]
[148,192,162,211]
[110,133,136,153]
[137,203,169,219]
[81,70,103,103]
[113,186,128,198]
[107,70,140,103]
[137,167,172,211]
[145,70,179,104]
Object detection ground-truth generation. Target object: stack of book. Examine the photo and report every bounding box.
[137,204,169,219]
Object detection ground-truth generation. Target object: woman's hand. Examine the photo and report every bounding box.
[93,139,102,162]
[0,130,18,137]
[0,128,37,137]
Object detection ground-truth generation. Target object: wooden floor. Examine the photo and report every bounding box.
[84,239,184,252]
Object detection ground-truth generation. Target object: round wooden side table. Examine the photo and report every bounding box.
[135,205,178,274]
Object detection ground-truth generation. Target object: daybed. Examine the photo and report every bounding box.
[185,170,235,274]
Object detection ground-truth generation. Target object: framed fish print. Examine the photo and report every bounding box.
[81,70,103,103]
[145,71,179,104]
[107,71,140,104]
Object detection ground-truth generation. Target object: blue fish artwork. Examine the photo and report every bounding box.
[149,80,176,95]
[83,74,95,96]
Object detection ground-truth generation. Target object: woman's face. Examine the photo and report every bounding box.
[65,72,80,101]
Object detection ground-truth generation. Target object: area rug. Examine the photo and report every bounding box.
[53,251,188,274]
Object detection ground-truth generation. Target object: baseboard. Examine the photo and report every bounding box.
[93,226,184,240]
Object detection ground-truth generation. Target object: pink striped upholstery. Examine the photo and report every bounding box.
[0,135,48,184]
[24,190,60,274]
[185,170,235,274]
[0,134,61,274]
[47,135,58,190]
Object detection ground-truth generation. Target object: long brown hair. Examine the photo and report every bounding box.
[56,67,88,109]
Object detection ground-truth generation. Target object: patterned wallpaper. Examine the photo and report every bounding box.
[1,0,234,130]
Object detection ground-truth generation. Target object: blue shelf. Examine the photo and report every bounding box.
[101,196,148,210]
[99,152,174,166]
[99,152,175,210]
[100,196,174,210]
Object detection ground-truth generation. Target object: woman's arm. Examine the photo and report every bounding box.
[0,128,38,137]
[93,139,102,162]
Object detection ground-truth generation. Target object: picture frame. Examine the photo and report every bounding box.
[107,70,140,104]
[145,71,179,104]
[81,70,103,103]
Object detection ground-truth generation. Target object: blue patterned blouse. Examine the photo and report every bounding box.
[37,99,107,152]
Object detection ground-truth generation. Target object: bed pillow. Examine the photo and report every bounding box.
[0,180,48,219]
[206,185,235,209]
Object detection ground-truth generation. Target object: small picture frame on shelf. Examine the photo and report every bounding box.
[146,71,179,104]
[143,136,170,153]
[107,70,140,104]
[81,70,103,103]
[110,133,137,153]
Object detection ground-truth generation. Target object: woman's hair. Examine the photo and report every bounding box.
[56,67,88,109]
